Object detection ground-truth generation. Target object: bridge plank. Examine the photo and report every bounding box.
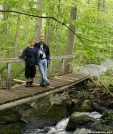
[0,72,89,110]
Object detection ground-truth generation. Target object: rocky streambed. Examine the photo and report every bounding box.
[0,77,113,134]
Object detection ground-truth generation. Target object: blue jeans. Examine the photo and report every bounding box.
[38,59,49,84]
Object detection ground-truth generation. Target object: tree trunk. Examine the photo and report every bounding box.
[64,1,77,73]
[45,6,54,48]
[102,0,106,13]
[35,0,43,42]
[98,0,101,11]
[13,7,21,57]
[2,2,8,48]
[7,21,12,57]
[45,19,51,45]
[55,0,61,55]
[22,3,29,50]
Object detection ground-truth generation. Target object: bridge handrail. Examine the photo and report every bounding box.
[0,55,75,63]
[0,55,75,89]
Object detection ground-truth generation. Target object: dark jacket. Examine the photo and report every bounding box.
[19,47,38,66]
[34,43,50,60]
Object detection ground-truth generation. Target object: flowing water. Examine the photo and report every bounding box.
[21,111,102,134]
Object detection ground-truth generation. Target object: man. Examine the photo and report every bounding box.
[19,39,38,87]
[34,36,50,87]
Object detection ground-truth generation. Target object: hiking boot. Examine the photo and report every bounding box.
[29,81,33,87]
[45,83,50,86]
[40,83,45,87]
[25,82,29,87]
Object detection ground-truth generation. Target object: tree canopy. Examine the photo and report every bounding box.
[0,0,113,64]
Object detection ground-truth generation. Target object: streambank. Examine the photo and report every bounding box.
[20,79,113,134]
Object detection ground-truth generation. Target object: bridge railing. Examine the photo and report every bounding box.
[0,55,75,89]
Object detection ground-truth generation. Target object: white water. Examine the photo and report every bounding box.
[21,111,102,134]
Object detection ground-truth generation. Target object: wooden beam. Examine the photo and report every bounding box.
[11,68,25,80]
[0,64,7,74]
[0,55,76,63]
[48,59,53,78]
[6,63,11,89]
[13,79,40,86]
[13,79,26,83]
[61,58,65,75]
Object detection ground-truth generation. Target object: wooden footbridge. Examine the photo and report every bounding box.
[0,55,89,111]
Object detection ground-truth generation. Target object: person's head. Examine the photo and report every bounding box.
[39,36,44,44]
[29,39,35,47]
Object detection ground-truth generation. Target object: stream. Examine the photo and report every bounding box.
[21,111,102,134]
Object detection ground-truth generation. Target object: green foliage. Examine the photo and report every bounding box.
[0,108,21,123]
[101,112,113,122]
[0,0,113,63]
[0,123,20,134]
[80,91,88,101]
[99,70,113,87]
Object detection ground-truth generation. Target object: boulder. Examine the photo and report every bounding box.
[91,120,113,131]
[82,100,91,106]
[77,100,93,112]
[101,112,113,122]
[49,94,63,106]
[0,108,21,124]
[73,128,91,134]
[76,64,107,76]
[101,59,113,69]
[0,123,20,134]
[65,112,96,131]
[0,108,21,134]
[22,104,67,129]
[92,102,106,113]
[77,105,93,112]
[108,102,113,109]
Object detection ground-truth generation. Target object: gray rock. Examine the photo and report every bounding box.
[73,128,91,134]
[92,102,106,113]
[76,64,107,76]
[82,100,91,106]
[49,94,63,106]
[66,112,96,131]
[91,120,113,131]
[101,59,113,69]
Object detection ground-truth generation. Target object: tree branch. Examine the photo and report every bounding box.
[0,9,93,45]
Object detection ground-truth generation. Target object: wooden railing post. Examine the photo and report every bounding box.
[62,58,65,75]
[6,63,11,89]
[48,59,52,78]
[71,57,74,73]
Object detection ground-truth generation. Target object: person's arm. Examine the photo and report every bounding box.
[19,48,27,59]
[35,50,39,65]
[46,46,50,60]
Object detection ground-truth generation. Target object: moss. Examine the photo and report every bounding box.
[101,112,113,122]
[0,123,20,134]
[0,108,21,124]
[77,105,93,112]
[19,103,32,110]
[30,104,67,120]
